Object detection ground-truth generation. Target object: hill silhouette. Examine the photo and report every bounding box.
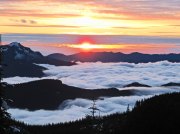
[161,82,180,87]
[48,52,180,63]
[5,79,134,110]
[124,82,151,87]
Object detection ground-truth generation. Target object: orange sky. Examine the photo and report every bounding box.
[0,0,180,54]
[0,0,180,36]
[2,34,180,55]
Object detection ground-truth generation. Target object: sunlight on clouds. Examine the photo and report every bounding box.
[0,0,180,35]
[73,16,111,28]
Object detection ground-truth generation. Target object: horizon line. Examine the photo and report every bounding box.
[1,33,180,38]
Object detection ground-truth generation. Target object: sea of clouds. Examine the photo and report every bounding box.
[4,61,180,88]
[4,61,180,125]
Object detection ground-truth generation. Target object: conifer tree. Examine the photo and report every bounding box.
[88,100,100,119]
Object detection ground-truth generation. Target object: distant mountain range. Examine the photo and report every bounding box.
[1,42,180,77]
[47,52,180,63]
[0,42,75,77]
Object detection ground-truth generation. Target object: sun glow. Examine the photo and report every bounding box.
[74,15,114,28]
[78,17,95,27]
[69,43,127,51]
[79,42,98,50]
[69,42,104,51]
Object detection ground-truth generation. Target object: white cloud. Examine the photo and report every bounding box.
[3,76,57,85]
[45,61,180,89]
[4,61,179,89]
[2,61,179,89]
[8,95,150,125]
[4,61,180,125]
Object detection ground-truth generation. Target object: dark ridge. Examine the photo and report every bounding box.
[161,82,180,87]
[4,79,134,110]
[124,82,151,87]
[122,93,180,134]
[0,42,76,78]
[2,61,46,78]
[46,53,69,61]
[47,52,180,63]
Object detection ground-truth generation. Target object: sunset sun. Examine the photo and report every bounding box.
[79,42,94,50]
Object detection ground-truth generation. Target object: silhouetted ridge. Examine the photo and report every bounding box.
[48,52,180,63]
[5,79,134,110]
[161,82,180,87]
[0,42,76,77]
[124,82,151,87]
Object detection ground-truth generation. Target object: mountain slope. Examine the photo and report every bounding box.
[48,52,180,63]
[0,42,75,77]
[121,93,180,134]
[2,61,46,78]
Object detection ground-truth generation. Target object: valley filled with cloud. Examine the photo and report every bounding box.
[4,61,180,124]
[4,61,180,88]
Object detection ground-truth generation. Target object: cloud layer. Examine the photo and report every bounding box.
[4,61,180,89]
[8,95,149,125]
[5,61,180,125]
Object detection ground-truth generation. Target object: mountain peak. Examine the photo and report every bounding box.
[2,42,44,60]
[9,42,22,47]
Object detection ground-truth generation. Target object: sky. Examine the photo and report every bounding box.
[0,0,180,54]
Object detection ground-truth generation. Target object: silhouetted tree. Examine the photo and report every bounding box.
[88,100,100,119]
[126,104,130,113]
